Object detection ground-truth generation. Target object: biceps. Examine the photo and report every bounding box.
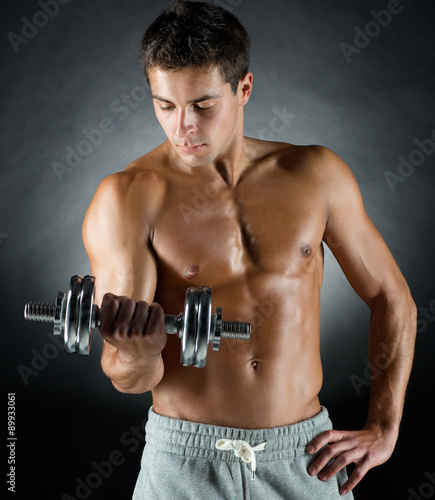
[82,175,159,305]
[89,245,158,305]
[83,212,158,304]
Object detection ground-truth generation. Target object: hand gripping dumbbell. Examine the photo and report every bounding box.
[24,275,251,368]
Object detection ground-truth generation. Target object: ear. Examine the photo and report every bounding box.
[238,72,253,106]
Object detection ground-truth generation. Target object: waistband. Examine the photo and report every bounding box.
[144,406,331,463]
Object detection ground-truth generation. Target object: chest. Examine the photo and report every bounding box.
[152,172,327,282]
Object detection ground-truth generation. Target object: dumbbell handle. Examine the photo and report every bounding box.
[23,302,251,341]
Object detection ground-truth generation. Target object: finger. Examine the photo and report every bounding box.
[339,463,370,496]
[100,294,121,328]
[307,439,355,477]
[146,302,166,336]
[100,293,129,315]
[129,301,150,335]
[316,447,364,481]
[306,430,343,455]
[101,292,117,308]
[114,299,136,336]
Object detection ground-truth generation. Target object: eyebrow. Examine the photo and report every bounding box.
[152,94,221,104]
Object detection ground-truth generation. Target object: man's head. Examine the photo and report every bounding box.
[140,0,251,95]
[141,1,253,169]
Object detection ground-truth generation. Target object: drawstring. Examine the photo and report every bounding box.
[215,439,267,480]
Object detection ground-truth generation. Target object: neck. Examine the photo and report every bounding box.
[213,134,250,187]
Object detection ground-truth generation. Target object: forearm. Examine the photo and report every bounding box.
[101,342,164,394]
[366,287,417,434]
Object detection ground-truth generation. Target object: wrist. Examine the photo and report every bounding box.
[116,349,162,368]
[364,420,400,442]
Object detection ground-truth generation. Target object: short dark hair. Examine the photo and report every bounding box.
[140,0,251,94]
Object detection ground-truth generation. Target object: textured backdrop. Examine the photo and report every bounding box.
[2,1,434,498]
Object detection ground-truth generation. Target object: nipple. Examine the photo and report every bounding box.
[185,265,200,279]
[300,243,312,258]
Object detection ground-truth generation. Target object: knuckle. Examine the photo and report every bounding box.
[149,302,164,319]
[102,294,117,309]
[327,443,340,455]
[148,304,165,326]
[137,300,150,310]
[346,436,357,447]
[364,450,376,466]
[325,430,335,441]
[353,467,365,479]
[340,453,352,464]
[122,298,136,310]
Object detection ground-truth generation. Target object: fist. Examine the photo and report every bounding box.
[98,293,167,361]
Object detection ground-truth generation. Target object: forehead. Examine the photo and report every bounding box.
[148,66,230,100]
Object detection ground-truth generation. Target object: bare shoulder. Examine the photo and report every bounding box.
[299,144,358,184]
[246,138,352,177]
[261,140,359,194]
[274,142,354,178]
[82,147,168,253]
[87,148,167,215]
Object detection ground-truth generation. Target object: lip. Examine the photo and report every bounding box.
[178,144,205,154]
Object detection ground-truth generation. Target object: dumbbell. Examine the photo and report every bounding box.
[23,275,251,368]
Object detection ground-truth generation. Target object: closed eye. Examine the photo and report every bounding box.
[195,105,213,112]
[160,105,213,112]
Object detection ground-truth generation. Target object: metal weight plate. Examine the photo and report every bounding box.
[194,287,212,368]
[181,288,200,366]
[53,291,66,337]
[212,307,223,351]
[76,275,96,356]
[64,275,83,354]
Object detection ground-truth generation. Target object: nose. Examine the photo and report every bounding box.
[176,109,197,138]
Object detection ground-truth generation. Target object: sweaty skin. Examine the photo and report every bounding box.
[83,67,416,495]
[139,139,326,429]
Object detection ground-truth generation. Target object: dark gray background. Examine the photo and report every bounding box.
[2,1,434,498]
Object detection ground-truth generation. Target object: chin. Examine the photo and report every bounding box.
[178,152,216,169]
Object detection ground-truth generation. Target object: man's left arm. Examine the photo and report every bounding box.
[306,147,417,496]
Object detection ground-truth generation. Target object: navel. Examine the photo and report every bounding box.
[251,361,259,370]
[300,243,312,258]
[185,264,200,279]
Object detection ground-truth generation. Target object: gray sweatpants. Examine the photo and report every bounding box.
[133,406,354,499]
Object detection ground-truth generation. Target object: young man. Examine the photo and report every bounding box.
[82,1,417,498]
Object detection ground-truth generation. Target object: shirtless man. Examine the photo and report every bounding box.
[82,1,417,498]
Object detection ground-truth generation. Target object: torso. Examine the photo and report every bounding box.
[126,138,327,428]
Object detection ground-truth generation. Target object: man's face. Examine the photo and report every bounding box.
[149,66,249,168]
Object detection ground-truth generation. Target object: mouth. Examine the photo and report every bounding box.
[178,144,205,154]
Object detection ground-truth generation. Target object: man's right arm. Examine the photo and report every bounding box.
[82,172,166,394]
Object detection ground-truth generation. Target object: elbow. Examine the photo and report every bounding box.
[400,283,418,332]
[371,281,418,338]
[408,293,418,340]
[372,278,414,309]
